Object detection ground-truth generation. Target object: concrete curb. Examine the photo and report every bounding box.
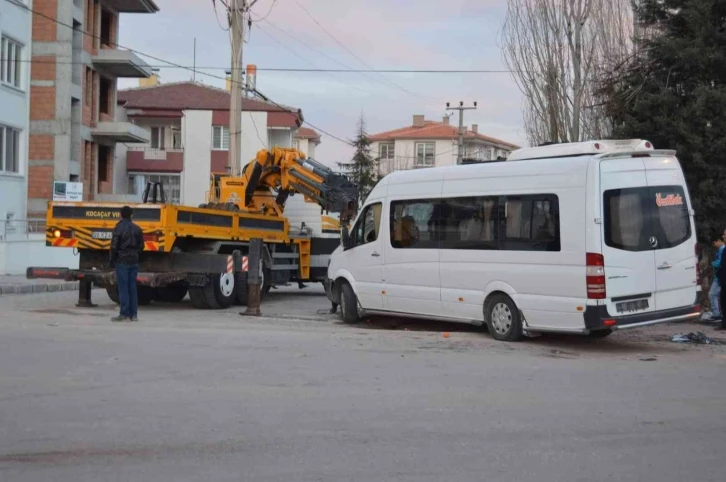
[0,282,83,296]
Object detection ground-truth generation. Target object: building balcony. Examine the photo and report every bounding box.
[126,148,184,173]
[104,0,160,13]
[92,49,153,78]
[92,122,150,143]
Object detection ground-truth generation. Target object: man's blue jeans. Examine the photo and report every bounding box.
[709,277,721,318]
[116,263,139,318]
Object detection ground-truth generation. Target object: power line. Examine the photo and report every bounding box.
[250,0,278,22]
[291,0,436,103]
[252,87,353,146]
[6,58,517,74]
[17,1,354,147]
[253,23,377,100]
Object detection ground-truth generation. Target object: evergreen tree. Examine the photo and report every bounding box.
[339,115,378,206]
[603,0,726,241]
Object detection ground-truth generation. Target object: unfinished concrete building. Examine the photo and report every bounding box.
[28,0,159,216]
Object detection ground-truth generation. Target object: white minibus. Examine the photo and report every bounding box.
[325,140,701,341]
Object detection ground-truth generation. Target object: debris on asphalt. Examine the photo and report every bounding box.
[671,332,720,345]
[639,356,658,362]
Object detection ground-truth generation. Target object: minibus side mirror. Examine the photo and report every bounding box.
[342,227,353,250]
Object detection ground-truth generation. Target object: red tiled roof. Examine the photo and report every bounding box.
[369,120,519,149]
[118,81,301,116]
[295,127,321,141]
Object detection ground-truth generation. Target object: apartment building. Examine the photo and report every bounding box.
[115,80,307,206]
[0,0,33,235]
[369,115,519,177]
[27,0,159,217]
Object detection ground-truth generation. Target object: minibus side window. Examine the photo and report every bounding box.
[439,196,499,250]
[500,194,560,252]
[389,200,439,249]
[351,203,382,248]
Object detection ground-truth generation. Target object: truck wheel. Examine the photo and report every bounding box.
[106,285,153,305]
[236,260,270,305]
[261,265,272,298]
[189,286,210,309]
[137,286,155,306]
[155,282,188,303]
[235,273,249,306]
[210,273,237,308]
[485,294,523,342]
[106,285,120,304]
[340,282,361,324]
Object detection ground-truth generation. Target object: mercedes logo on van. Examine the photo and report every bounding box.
[649,236,658,248]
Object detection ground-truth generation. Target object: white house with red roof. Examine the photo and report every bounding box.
[369,115,519,176]
[114,80,311,207]
[293,127,322,159]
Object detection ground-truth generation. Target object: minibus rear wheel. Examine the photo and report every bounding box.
[340,282,361,324]
[485,294,523,342]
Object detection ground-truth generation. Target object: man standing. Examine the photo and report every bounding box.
[110,206,144,322]
[705,233,725,322]
[717,228,726,330]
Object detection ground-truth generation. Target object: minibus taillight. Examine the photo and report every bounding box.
[586,253,606,299]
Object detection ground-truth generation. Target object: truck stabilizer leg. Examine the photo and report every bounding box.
[241,238,262,317]
[76,279,97,308]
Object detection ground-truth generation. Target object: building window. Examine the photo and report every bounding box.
[85,68,92,106]
[379,142,394,160]
[100,9,113,47]
[172,128,182,149]
[99,76,111,115]
[98,145,110,183]
[212,126,230,150]
[128,174,181,204]
[1,36,23,88]
[151,127,165,149]
[415,142,435,168]
[0,126,20,174]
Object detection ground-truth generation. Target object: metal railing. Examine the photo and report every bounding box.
[0,219,47,241]
[128,147,184,160]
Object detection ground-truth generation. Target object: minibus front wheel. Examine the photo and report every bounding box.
[484,294,523,342]
[340,282,362,324]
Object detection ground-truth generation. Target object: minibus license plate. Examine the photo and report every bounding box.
[616,299,649,313]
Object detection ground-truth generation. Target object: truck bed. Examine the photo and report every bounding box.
[45,202,292,252]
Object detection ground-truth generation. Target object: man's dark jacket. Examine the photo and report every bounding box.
[110,218,144,266]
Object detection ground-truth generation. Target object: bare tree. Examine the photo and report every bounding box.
[502,0,636,145]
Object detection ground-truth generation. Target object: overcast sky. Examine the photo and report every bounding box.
[119,0,526,166]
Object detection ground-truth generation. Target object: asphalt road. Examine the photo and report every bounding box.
[1,287,725,481]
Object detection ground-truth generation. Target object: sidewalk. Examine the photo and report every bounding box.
[0,275,81,295]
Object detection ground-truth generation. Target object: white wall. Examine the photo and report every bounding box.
[268,127,293,150]
[181,110,213,206]
[112,105,130,194]
[294,138,318,159]
[241,112,269,166]
[0,235,79,275]
[0,0,32,224]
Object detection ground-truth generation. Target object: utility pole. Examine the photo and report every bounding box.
[446,101,477,165]
[227,0,258,175]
